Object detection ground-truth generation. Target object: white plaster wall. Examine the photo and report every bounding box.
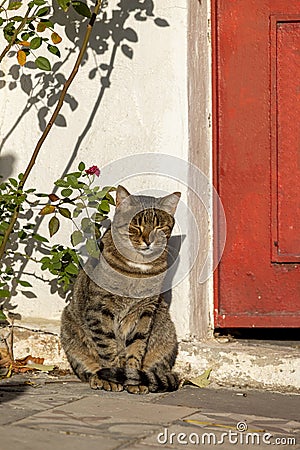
[0,1,193,338]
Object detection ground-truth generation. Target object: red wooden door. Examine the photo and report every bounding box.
[213,0,300,327]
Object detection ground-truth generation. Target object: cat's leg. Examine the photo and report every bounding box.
[124,311,154,394]
[86,311,125,392]
[141,313,179,393]
[60,307,101,382]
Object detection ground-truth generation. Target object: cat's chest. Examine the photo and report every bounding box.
[125,261,153,272]
[113,301,153,339]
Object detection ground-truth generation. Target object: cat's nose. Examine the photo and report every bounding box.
[143,234,153,248]
[143,238,151,248]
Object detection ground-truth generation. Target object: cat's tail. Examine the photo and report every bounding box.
[97,367,180,393]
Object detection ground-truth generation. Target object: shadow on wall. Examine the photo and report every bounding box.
[0,0,169,157]
[0,0,171,306]
[0,154,15,180]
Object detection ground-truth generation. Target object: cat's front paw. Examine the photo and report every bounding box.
[90,374,104,390]
[90,374,123,392]
[126,385,149,395]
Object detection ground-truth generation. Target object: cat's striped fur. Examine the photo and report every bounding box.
[60,185,181,394]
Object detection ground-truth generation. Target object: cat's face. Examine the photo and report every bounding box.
[111,186,181,262]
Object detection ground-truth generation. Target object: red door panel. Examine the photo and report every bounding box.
[213,1,300,327]
[274,20,300,261]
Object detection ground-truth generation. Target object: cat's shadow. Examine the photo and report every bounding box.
[164,234,185,307]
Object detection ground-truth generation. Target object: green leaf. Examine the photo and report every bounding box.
[34,0,46,5]
[0,310,7,320]
[65,262,78,275]
[4,23,16,43]
[18,280,33,288]
[36,21,51,32]
[39,204,56,215]
[66,174,79,188]
[54,179,69,188]
[81,217,92,232]
[72,209,81,218]
[86,238,100,258]
[105,192,115,206]
[30,36,42,49]
[49,216,60,237]
[8,177,18,188]
[33,233,49,243]
[61,188,72,197]
[18,230,28,240]
[92,212,106,223]
[71,0,91,17]
[56,0,70,12]
[66,171,81,179]
[35,56,51,71]
[99,199,110,213]
[47,44,60,58]
[0,290,10,298]
[78,161,85,171]
[71,230,84,246]
[52,261,62,270]
[36,6,50,16]
[35,192,49,197]
[21,32,30,40]
[58,207,71,219]
[0,222,10,232]
[7,2,22,10]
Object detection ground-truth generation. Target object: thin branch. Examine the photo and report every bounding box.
[19,0,103,189]
[9,319,14,361]
[0,0,104,262]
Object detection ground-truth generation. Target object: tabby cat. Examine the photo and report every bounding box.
[60,185,181,394]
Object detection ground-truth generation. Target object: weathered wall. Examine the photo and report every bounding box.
[0,0,209,340]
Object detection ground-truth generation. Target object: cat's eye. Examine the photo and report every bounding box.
[130,224,143,234]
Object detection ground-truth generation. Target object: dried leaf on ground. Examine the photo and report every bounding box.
[0,351,55,375]
[184,368,212,388]
[23,362,55,372]
[16,355,44,365]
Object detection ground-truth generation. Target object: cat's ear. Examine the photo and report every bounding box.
[160,192,181,216]
[116,185,131,208]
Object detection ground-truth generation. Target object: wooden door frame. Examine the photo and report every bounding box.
[212,0,221,329]
[188,0,214,338]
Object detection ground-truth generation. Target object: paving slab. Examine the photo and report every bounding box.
[0,425,122,450]
[140,422,299,449]
[155,386,300,420]
[14,395,197,440]
[0,376,299,450]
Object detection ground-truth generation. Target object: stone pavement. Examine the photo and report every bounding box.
[0,373,299,450]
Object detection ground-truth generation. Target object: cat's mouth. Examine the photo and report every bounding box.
[139,247,154,255]
[138,246,164,260]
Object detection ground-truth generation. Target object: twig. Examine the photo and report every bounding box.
[0,0,104,262]
[9,318,14,361]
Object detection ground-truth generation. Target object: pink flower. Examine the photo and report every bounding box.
[85,165,100,177]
